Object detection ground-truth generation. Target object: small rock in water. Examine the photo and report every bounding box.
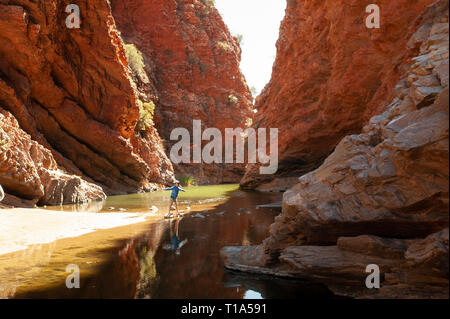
[216,211,227,216]
[192,213,206,219]
[118,208,127,212]
[108,207,115,210]
[236,212,241,216]
[150,205,158,212]
[256,203,282,209]
[186,206,191,211]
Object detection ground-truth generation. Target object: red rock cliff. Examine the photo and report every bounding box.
[0,0,174,206]
[110,0,253,184]
[241,0,439,191]
[223,0,449,299]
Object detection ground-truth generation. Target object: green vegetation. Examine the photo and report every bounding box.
[217,41,233,52]
[124,43,146,79]
[179,176,197,187]
[198,62,208,74]
[0,139,8,151]
[187,52,209,74]
[187,52,199,65]
[234,34,244,45]
[228,94,238,104]
[199,0,215,16]
[137,100,155,131]
[137,246,157,297]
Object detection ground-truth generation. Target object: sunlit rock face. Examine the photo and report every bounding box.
[0,0,174,205]
[223,0,449,298]
[110,0,253,184]
[241,0,439,191]
[0,110,106,206]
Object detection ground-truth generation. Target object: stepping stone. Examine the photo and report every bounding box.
[255,203,282,209]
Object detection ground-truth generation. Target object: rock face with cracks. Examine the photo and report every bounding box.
[110,0,253,184]
[0,0,175,206]
[241,0,440,191]
[223,0,449,299]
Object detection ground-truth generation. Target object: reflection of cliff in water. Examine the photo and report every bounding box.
[136,191,283,299]
[15,191,336,299]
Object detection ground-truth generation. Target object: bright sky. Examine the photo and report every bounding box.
[215,0,287,96]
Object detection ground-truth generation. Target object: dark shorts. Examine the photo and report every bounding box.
[171,196,177,201]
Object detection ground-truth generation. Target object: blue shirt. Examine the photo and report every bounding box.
[165,186,185,198]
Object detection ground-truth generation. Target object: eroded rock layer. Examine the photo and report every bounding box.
[241,0,439,191]
[110,0,253,184]
[223,0,449,298]
[0,0,174,205]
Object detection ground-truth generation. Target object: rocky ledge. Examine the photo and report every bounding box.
[241,0,441,191]
[222,0,449,299]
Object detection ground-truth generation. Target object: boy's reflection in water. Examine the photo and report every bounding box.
[163,217,188,255]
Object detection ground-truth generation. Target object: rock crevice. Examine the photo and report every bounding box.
[223,0,449,299]
[0,0,175,206]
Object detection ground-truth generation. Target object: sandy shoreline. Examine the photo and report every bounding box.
[0,208,155,256]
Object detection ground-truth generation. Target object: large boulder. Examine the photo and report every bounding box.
[223,0,449,299]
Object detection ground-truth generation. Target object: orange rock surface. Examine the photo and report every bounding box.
[0,0,174,205]
[224,0,449,298]
[241,0,438,190]
[110,0,253,184]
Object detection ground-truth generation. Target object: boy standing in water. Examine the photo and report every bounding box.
[164,181,185,218]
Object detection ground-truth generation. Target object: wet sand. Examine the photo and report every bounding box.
[0,208,157,256]
[0,199,226,298]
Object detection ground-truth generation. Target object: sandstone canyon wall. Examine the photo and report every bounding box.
[0,0,175,206]
[241,0,441,191]
[223,0,449,298]
[110,0,253,184]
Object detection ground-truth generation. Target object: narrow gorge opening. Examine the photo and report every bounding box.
[0,0,448,301]
[215,0,287,97]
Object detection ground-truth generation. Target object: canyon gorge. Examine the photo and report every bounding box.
[224,0,449,299]
[0,0,251,206]
[0,0,448,299]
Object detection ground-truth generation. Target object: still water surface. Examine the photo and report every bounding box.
[3,185,334,298]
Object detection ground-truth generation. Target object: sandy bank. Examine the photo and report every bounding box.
[0,208,155,256]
